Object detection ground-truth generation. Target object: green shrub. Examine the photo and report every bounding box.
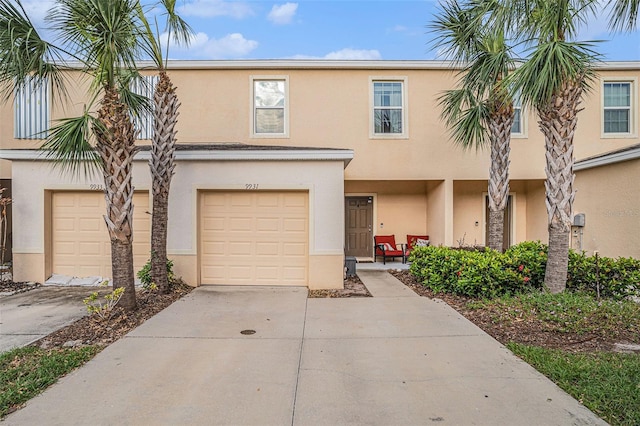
[409,241,639,299]
[409,244,540,297]
[137,258,175,289]
[568,251,640,299]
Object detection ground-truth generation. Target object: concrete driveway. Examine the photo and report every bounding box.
[0,286,101,353]
[4,273,605,425]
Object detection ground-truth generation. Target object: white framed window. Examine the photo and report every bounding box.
[510,93,527,138]
[130,75,159,140]
[370,77,408,139]
[251,76,289,138]
[602,78,637,138]
[14,76,49,139]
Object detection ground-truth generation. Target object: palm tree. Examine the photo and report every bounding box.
[0,0,154,310]
[139,0,192,293]
[432,0,516,252]
[489,0,601,293]
[608,0,640,30]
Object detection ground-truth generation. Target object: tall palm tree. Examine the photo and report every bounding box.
[490,0,601,293]
[138,0,192,293]
[432,0,516,252]
[0,0,154,310]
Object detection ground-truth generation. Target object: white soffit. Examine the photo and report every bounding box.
[574,146,640,171]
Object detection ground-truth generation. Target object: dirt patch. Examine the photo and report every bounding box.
[0,281,40,295]
[390,270,639,353]
[308,275,372,298]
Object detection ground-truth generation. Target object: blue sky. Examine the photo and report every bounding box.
[24,0,640,61]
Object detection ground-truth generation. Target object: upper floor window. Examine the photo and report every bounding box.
[251,76,289,138]
[14,77,49,139]
[370,77,408,139]
[130,75,159,140]
[602,79,636,137]
[510,93,526,137]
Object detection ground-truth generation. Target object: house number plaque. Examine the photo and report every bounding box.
[245,184,259,190]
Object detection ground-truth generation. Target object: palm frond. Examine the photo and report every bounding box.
[429,0,484,63]
[608,0,640,31]
[438,88,490,150]
[0,0,67,102]
[117,68,152,119]
[48,0,152,93]
[508,40,600,109]
[41,112,102,177]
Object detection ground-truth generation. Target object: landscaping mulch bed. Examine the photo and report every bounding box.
[389,270,638,353]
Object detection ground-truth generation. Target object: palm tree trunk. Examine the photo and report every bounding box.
[538,80,582,293]
[487,108,513,252]
[150,71,178,293]
[96,87,138,310]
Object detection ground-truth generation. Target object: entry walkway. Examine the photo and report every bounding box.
[5,273,605,425]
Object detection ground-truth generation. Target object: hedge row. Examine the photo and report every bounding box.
[408,241,640,299]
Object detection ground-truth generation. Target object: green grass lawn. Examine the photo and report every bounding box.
[508,343,640,426]
[0,346,100,418]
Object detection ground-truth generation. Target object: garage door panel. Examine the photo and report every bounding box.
[200,191,308,286]
[229,217,253,231]
[79,217,103,232]
[257,194,279,207]
[256,217,279,231]
[283,242,305,256]
[53,241,75,255]
[203,217,225,231]
[78,241,102,255]
[283,218,306,232]
[52,191,150,279]
[230,193,252,206]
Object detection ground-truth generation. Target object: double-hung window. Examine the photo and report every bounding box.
[130,75,159,140]
[251,76,288,138]
[603,80,635,137]
[371,77,407,138]
[510,93,526,137]
[14,76,49,139]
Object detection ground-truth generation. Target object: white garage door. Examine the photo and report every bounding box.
[200,191,308,286]
[51,191,151,278]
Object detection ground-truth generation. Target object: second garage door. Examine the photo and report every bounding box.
[51,191,151,278]
[200,191,308,286]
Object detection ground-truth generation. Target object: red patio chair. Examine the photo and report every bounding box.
[406,234,430,257]
[374,235,406,264]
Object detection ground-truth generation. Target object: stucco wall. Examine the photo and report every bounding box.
[573,159,640,258]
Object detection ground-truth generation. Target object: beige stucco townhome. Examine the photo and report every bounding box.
[0,60,638,288]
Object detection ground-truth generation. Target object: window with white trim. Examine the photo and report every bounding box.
[511,93,524,136]
[603,80,633,135]
[130,75,159,140]
[14,77,49,139]
[251,77,288,137]
[371,78,407,138]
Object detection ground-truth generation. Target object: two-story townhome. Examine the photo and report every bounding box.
[1,60,638,289]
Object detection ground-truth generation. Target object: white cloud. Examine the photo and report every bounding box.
[179,0,254,19]
[166,32,258,59]
[21,0,56,26]
[268,3,298,25]
[290,49,382,60]
[324,48,382,60]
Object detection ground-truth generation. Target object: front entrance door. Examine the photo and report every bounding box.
[485,194,512,251]
[345,196,373,258]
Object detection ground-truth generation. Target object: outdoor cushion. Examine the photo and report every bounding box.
[416,238,430,247]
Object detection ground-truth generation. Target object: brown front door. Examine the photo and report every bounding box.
[485,194,512,251]
[345,196,373,258]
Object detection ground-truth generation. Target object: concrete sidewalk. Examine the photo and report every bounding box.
[1,286,104,353]
[5,272,605,425]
